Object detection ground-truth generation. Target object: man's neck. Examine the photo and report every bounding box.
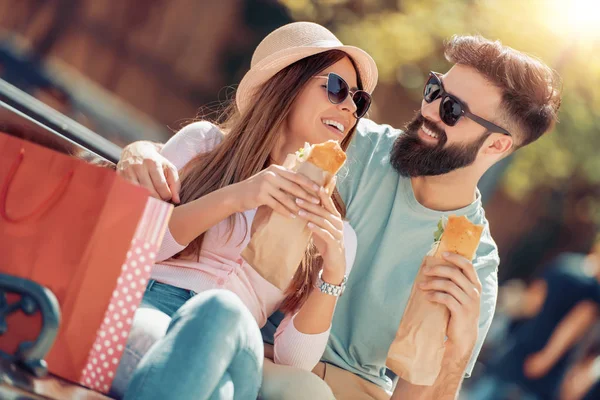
[410,169,480,212]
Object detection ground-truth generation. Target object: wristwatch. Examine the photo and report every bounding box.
[315,269,347,297]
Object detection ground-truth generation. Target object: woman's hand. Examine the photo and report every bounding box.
[117,141,181,203]
[229,165,322,218]
[295,180,346,283]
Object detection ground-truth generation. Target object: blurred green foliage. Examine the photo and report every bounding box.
[282,0,600,223]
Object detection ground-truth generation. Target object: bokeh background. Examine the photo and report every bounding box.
[1,0,599,398]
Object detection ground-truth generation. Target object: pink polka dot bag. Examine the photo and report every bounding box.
[80,197,172,393]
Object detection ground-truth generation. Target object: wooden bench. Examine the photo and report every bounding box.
[0,357,111,400]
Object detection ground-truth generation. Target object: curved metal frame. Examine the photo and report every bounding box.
[0,273,61,377]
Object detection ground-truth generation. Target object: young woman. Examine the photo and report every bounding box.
[112,22,378,400]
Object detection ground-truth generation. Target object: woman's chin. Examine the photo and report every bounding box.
[318,124,345,142]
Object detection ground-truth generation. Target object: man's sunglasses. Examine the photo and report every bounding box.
[314,73,372,119]
[424,72,511,136]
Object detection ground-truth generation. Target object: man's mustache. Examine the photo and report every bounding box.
[405,111,447,147]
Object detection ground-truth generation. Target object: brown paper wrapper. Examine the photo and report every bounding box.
[386,215,483,385]
[386,255,448,386]
[241,158,332,290]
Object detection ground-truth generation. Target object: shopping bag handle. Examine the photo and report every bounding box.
[1,148,74,223]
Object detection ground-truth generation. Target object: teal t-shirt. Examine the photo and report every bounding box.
[322,119,500,391]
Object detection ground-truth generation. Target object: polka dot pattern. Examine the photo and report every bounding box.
[80,237,156,393]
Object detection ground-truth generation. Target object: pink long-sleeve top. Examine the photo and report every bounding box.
[150,121,356,371]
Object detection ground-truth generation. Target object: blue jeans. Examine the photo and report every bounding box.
[110,280,263,400]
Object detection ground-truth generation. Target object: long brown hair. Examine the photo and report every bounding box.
[176,49,364,313]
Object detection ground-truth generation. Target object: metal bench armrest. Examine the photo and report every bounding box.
[0,273,60,377]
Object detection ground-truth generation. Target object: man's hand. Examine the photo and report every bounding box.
[419,252,482,358]
[117,141,180,203]
[394,253,484,400]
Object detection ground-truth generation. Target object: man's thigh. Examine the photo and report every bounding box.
[259,358,391,400]
[259,358,335,400]
[321,362,391,400]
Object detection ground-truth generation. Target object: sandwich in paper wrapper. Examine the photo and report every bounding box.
[241,140,346,290]
[386,215,484,385]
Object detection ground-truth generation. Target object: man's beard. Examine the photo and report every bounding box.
[390,111,488,177]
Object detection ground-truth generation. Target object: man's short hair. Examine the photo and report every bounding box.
[445,35,562,149]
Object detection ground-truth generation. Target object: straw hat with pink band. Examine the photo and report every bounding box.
[236,21,379,114]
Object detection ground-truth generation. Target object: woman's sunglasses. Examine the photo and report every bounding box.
[424,72,511,136]
[314,73,372,119]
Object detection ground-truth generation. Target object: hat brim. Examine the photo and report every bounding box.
[236,44,378,114]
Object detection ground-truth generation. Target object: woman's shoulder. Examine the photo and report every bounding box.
[177,121,225,149]
[160,121,225,168]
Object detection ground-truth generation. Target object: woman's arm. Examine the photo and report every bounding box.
[144,122,321,257]
[118,140,178,202]
[272,210,357,370]
[149,122,230,259]
[168,165,324,247]
[271,277,350,370]
[167,186,239,246]
[272,265,348,369]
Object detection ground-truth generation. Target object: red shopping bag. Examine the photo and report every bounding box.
[0,132,149,383]
[80,197,172,393]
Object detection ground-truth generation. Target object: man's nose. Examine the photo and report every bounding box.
[421,98,442,124]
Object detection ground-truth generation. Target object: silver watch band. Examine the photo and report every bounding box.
[315,269,347,297]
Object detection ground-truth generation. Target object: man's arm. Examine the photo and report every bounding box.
[394,343,470,399]
[392,252,487,400]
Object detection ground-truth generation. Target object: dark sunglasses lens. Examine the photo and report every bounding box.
[440,96,462,126]
[352,91,371,118]
[423,75,441,103]
[327,74,348,104]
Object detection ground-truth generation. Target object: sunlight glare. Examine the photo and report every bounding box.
[549,0,600,40]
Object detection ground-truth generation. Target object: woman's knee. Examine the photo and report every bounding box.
[175,290,251,328]
[171,290,263,352]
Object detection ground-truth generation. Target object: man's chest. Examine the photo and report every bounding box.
[340,206,442,340]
